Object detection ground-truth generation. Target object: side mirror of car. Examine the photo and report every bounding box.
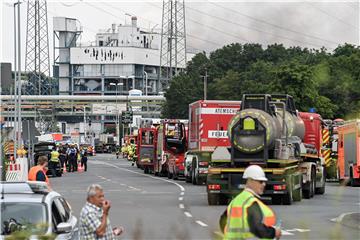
[56,222,72,234]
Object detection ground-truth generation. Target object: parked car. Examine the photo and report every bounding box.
[33,142,62,177]
[0,181,78,239]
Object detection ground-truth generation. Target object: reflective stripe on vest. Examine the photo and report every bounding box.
[28,165,49,185]
[224,190,276,240]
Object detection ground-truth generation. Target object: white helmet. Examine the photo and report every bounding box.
[243,165,268,181]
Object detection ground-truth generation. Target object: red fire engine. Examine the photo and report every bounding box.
[337,120,360,186]
[154,120,187,179]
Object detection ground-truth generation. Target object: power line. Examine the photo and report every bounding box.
[185,5,331,49]
[207,1,341,46]
[147,2,249,43]
[305,2,359,30]
[85,2,124,24]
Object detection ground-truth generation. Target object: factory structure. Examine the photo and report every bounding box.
[52,16,194,141]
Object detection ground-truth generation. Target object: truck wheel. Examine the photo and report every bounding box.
[349,167,359,187]
[315,168,326,194]
[310,168,316,197]
[167,170,173,179]
[303,169,315,199]
[192,169,199,185]
[208,193,219,205]
[185,175,191,183]
[173,167,178,180]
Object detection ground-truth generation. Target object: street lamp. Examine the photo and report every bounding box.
[110,82,123,146]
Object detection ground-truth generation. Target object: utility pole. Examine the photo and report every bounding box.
[202,70,208,100]
[159,0,187,91]
[83,105,87,143]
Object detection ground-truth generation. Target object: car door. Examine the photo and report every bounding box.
[51,197,78,239]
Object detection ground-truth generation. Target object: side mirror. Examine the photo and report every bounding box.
[56,222,72,234]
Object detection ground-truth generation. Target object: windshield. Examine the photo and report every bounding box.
[1,202,47,235]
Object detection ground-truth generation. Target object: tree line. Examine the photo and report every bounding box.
[162,43,360,120]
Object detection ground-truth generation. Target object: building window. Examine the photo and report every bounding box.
[99,41,103,46]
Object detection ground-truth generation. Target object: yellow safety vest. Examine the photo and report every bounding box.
[50,151,60,162]
[224,190,276,240]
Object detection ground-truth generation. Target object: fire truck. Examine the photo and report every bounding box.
[154,120,187,179]
[206,94,326,205]
[185,100,241,185]
[336,120,360,186]
[136,127,157,174]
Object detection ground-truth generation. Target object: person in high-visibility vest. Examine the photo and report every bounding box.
[49,147,60,177]
[28,155,50,187]
[222,165,282,240]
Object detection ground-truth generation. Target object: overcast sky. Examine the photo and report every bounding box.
[1,0,359,71]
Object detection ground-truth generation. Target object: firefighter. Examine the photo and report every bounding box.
[49,147,60,177]
[222,165,282,240]
[28,155,50,187]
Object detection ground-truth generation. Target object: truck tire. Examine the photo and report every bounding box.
[173,167,178,180]
[315,168,326,194]
[185,175,192,183]
[167,169,173,179]
[191,160,198,185]
[303,169,315,199]
[219,195,228,205]
[349,167,359,187]
[208,193,219,205]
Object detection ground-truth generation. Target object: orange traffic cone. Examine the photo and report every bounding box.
[63,163,67,173]
[78,161,84,172]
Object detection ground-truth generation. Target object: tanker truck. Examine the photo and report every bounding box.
[206,94,326,205]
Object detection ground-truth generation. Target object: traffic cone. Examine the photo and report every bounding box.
[63,163,67,173]
[77,161,84,172]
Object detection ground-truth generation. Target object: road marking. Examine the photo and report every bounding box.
[179,204,185,209]
[179,197,183,201]
[120,183,126,186]
[281,230,294,236]
[331,212,358,223]
[96,160,186,192]
[180,191,185,196]
[184,212,192,217]
[286,228,310,233]
[196,220,208,227]
[108,189,123,192]
[128,186,141,191]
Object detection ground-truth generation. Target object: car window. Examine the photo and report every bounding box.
[52,198,69,226]
[59,198,71,220]
[1,202,47,235]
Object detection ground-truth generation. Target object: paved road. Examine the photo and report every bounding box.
[51,154,360,240]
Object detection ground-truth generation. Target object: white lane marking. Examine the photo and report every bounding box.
[140,191,174,194]
[286,228,310,233]
[331,212,358,223]
[184,212,192,217]
[97,160,186,192]
[196,220,208,227]
[180,191,185,196]
[128,186,141,191]
[281,230,295,235]
[120,183,126,186]
[179,197,183,201]
[179,204,185,209]
[108,189,123,192]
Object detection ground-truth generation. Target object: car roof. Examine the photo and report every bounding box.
[0,183,62,204]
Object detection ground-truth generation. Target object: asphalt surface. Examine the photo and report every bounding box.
[51,154,360,240]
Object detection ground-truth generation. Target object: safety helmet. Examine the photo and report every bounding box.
[243,165,268,181]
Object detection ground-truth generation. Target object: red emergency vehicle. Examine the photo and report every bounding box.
[154,120,187,179]
[337,120,360,186]
[136,127,158,174]
[185,100,241,184]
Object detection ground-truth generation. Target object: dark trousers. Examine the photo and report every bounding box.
[59,155,66,171]
[69,156,77,172]
[49,161,58,177]
[81,158,88,171]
